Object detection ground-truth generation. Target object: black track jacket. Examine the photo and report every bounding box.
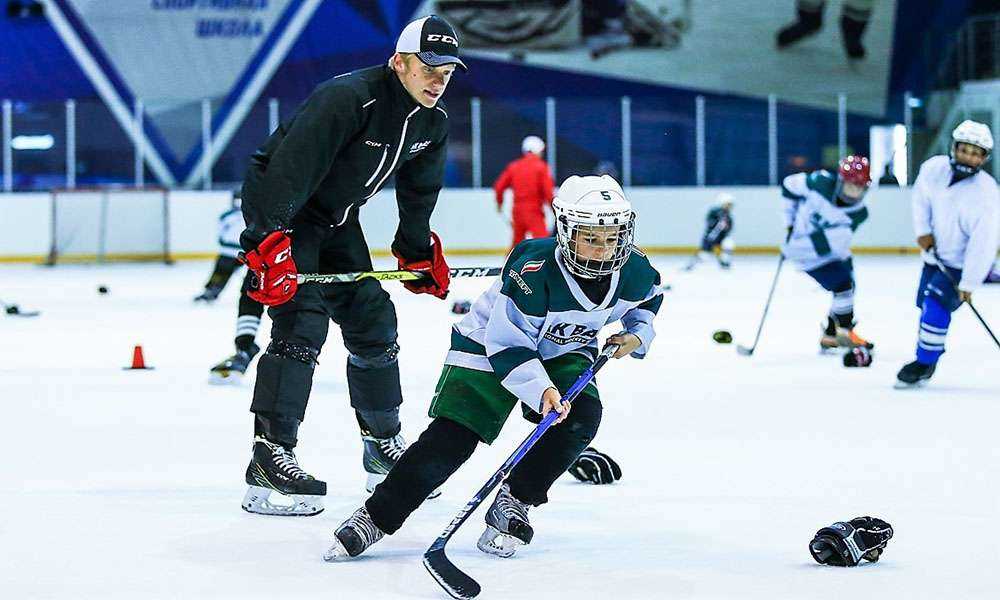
[240,64,449,260]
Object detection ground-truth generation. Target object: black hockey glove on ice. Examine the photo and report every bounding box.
[568,447,622,484]
[809,516,893,566]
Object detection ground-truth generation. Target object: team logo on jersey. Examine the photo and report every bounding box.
[409,140,432,153]
[544,323,599,345]
[520,260,545,274]
[507,269,533,295]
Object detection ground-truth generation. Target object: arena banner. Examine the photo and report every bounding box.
[45,0,321,185]
[431,0,898,116]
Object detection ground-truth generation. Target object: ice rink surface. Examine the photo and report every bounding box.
[2,254,998,599]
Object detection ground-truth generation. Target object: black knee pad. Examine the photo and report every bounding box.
[347,343,403,412]
[348,342,399,369]
[267,339,319,366]
[250,340,320,421]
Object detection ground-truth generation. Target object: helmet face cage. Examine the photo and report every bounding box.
[950,141,991,176]
[836,155,871,204]
[556,213,635,278]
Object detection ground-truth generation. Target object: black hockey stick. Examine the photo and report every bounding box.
[423,342,620,600]
[297,266,500,285]
[737,254,786,356]
[930,249,1000,350]
[1,299,40,318]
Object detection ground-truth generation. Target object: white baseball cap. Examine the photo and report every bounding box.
[395,15,467,72]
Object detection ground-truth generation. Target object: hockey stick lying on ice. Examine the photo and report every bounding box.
[423,341,620,600]
[296,266,501,285]
[931,249,1000,350]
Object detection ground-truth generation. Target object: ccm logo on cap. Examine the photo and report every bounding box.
[427,34,458,46]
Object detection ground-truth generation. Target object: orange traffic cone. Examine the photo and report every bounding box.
[123,344,154,370]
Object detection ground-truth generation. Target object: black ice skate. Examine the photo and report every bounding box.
[209,343,259,385]
[242,436,326,516]
[361,428,440,498]
[477,483,533,558]
[776,5,823,49]
[323,506,386,561]
[894,360,936,389]
[193,286,223,303]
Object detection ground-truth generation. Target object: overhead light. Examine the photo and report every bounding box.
[11,134,54,150]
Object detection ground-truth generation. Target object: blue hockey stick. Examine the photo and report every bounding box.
[422,342,621,600]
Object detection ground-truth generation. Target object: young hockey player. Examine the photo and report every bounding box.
[684,192,735,271]
[193,196,266,384]
[493,135,555,248]
[194,196,248,304]
[237,16,465,516]
[323,174,662,561]
[895,120,999,388]
[781,155,874,352]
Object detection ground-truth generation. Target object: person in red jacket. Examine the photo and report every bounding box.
[494,135,555,247]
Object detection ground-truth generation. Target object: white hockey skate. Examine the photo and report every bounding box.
[477,484,533,558]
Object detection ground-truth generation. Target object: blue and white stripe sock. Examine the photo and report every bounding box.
[916,296,950,364]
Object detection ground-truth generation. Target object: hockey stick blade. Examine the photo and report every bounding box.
[423,549,480,600]
[736,344,754,356]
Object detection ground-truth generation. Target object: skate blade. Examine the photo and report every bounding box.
[476,525,523,558]
[893,379,928,390]
[322,535,352,562]
[241,485,323,516]
[209,370,243,386]
[366,472,440,499]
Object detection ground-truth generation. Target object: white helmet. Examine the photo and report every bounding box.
[951,120,993,175]
[716,192,735,208]
[522,135,545,155]
[552,175,635,279]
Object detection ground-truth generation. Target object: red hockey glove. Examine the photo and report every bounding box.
[241,231,298,306]
[394,231,450,299]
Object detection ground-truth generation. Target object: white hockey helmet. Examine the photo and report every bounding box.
[522,135,545,155]
[552,175,635,279]
[951,120,993,175]
[716,192,735,208]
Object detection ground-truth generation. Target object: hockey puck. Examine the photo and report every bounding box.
[98,285,109,295]
[712,330,733,344]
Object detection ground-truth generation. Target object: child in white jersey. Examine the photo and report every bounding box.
[323,175,662,561]
[895,120,1000,387]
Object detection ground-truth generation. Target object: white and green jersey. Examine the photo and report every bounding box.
[781,170,869,271]
[446,237,662,412]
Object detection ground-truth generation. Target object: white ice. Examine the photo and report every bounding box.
[2,254,998,599]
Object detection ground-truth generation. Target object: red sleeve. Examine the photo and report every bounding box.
[493,163,513,207]
[539,163,555,206]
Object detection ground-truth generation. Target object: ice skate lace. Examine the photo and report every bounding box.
[497,485,530,522]
[377,434,407,462]
[345,507,384,546]
[270,445,311,480]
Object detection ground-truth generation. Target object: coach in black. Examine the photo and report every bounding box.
[238,15,467,516]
